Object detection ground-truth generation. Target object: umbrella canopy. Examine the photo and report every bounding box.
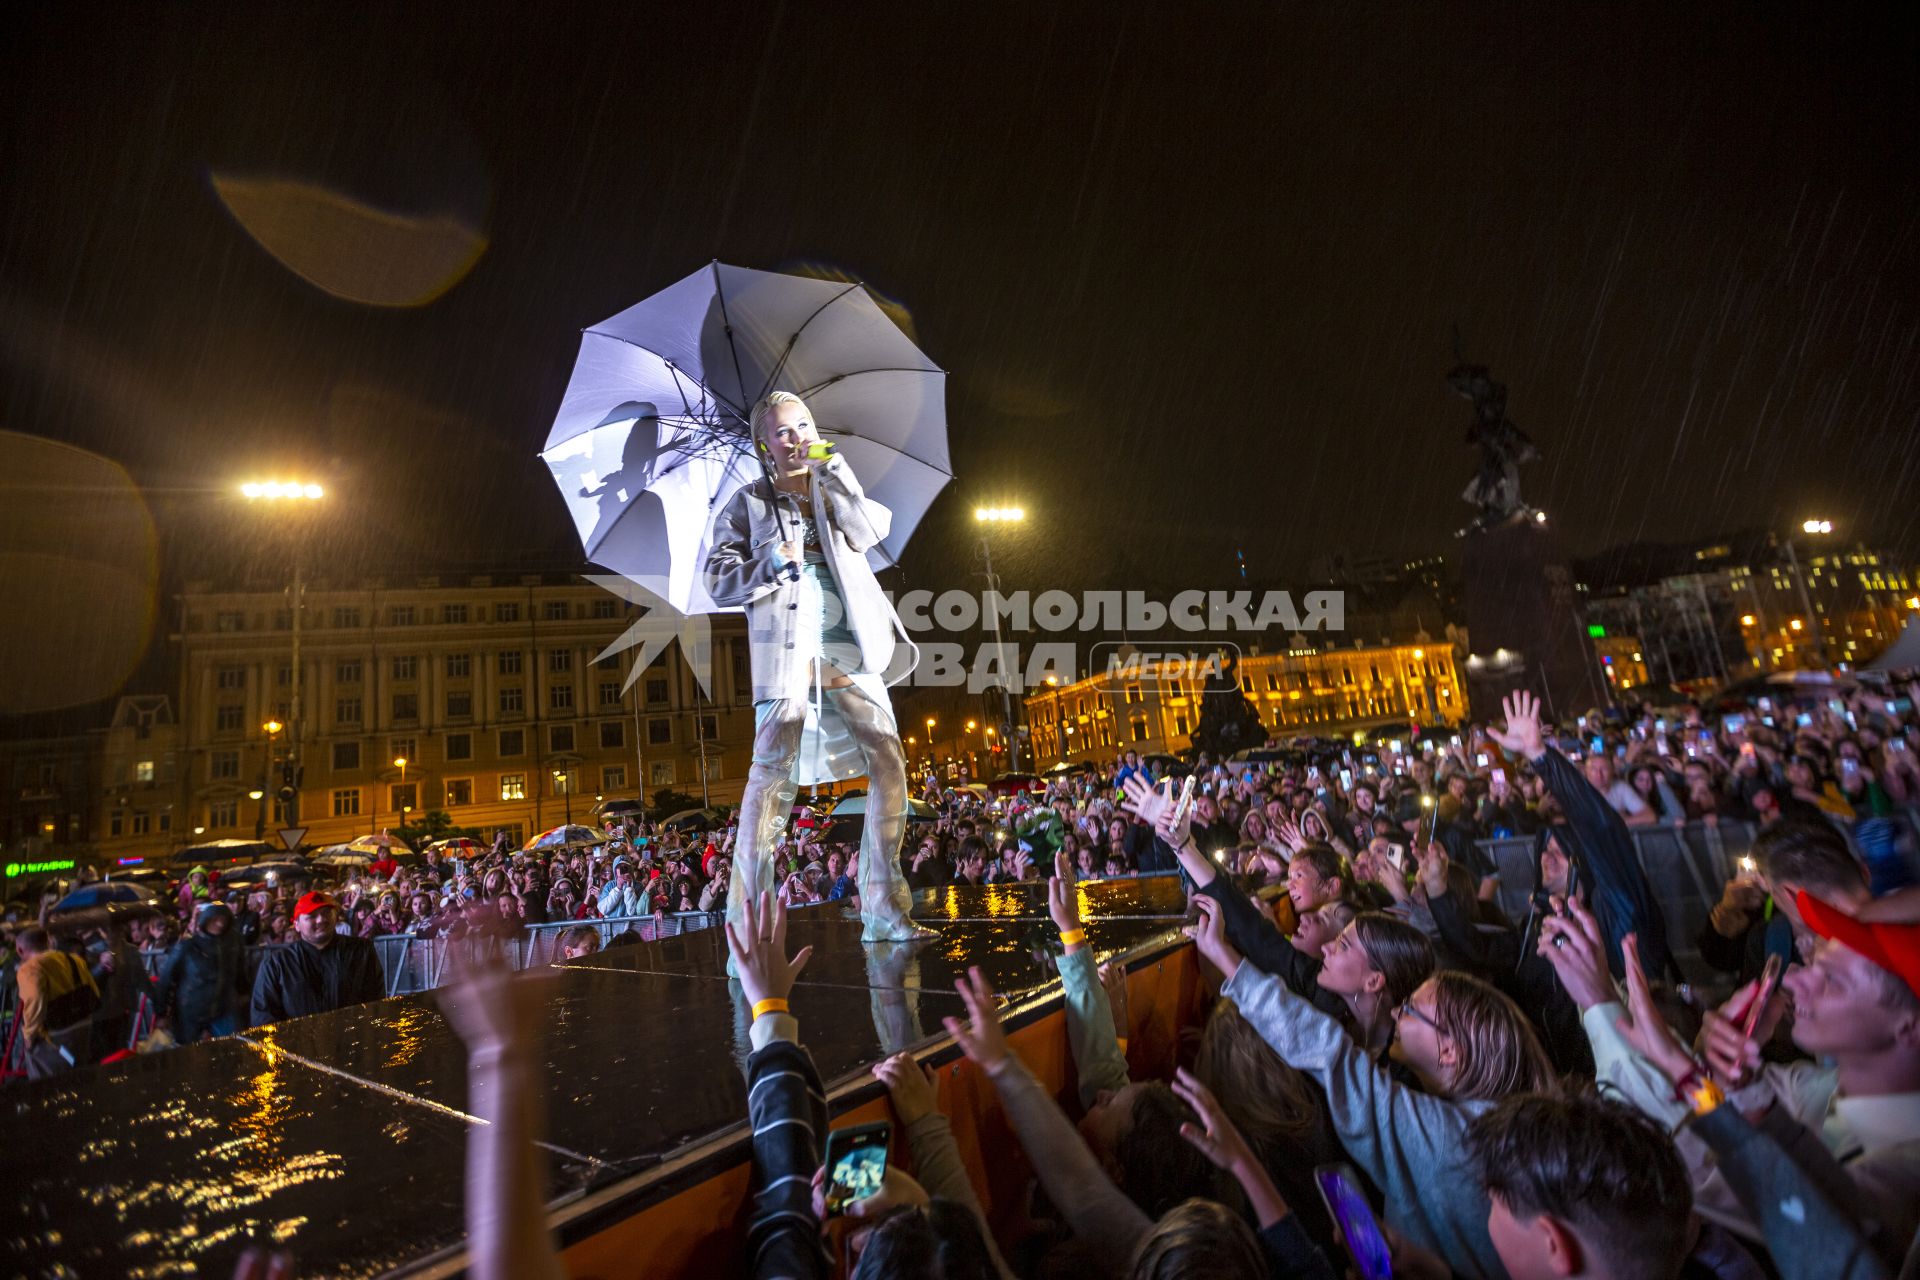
[347,831,413,854]
[51,881,155,914]
[1868,616,1920,672]
[424,836,486,856]
[593,798,648,819]
[540,262,951,614]
[820,796,938,845]
[524,824,606,852]
[313,847,373,867]
[660,806,724,832]
[220,861,309,886]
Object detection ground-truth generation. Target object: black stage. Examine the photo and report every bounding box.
[5,878,1190,1279]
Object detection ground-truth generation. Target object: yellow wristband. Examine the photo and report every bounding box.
[1058,928,1086,948]
[1689,1077,1726,1116]
[751,997,790,1020]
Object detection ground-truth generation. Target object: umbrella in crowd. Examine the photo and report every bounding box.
[49,881,155,914]
[524,824,606,852]
[219,861,308,886]
[424,836,486,857]
[820,795,937,846]
[312,847,373,868]
[660,806,724,832]
[539,261,952,616]
[347,831,413,854]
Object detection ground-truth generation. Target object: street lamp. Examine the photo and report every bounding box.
[1783,519,1833,668]
[974,505,1026,771]
[255,718,284,839]
[553,768,573,824]
[241,479,327,828]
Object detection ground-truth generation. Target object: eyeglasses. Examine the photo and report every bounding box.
[1394,1000,1443,1034]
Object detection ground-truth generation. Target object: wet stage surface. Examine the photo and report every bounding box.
[3,878,1188,1277]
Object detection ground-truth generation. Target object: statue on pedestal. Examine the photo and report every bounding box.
[1449,355,1539,532]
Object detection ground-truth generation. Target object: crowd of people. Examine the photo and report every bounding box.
[436,681,1920,1280]
[7,676,1920,1279]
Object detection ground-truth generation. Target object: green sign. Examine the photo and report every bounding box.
[4,857,78,878]
[1587,624,1606,638]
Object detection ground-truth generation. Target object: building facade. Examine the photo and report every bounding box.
[1023,638,1464,767]
[169,574,754,850]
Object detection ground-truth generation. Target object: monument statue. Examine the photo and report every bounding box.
[1449,357,1539,531]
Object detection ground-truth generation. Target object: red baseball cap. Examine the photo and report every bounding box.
[293,890,339,921]
[1796,890,1920,1001]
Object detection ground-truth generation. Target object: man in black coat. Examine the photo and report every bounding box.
[155,902,246,1043]
[250,891,386,1027]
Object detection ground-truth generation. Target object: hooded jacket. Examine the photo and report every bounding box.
[154,905,245,1039]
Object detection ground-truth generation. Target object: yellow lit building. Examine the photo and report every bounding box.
[1590,636,1650,693]
[1024,639,1461,767]
[168,574,753,850]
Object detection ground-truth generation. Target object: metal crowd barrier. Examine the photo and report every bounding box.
[366,910,732,996]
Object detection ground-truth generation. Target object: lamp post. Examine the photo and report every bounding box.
[1786,519,1832,668]
[974,506,1026,771]
[376,756,406,838]
[553,768,573,825]
[254,718,283,839]
[241,480,325,826]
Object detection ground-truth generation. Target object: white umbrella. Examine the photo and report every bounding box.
[539,261,951,615]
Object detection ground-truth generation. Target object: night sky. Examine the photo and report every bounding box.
[5,1,1918,609]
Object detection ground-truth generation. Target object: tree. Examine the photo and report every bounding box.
[394,809,483,848]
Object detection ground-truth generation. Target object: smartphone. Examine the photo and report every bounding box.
[1795,712,1813,728]
[1741,953,1786,1040]
[1475,753,1489,768]
[1758,697,1773,712]
[1384,844,1408,873]
[1655,733,1670,755]
[1840,757,1860,778]
[823,1121,891,1215]
[1315,1163,1393,1280]
[1724,714,1745,735]
[1892,738,1910,754]
[1491,767,1507,786]
[1589,736,1604,753]
[1339,768,1353,789]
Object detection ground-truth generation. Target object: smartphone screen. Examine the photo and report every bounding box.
[823,1121,891,1215]
[1491,767,1506,786]
[1315,1164,1393,1280]
[1724,714,1745,735]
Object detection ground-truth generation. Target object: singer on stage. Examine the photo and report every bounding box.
[705,391,929,943]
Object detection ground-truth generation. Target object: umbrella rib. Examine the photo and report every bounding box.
[581,327,748,424]
[756,280,866,403]
[711,260,757,424]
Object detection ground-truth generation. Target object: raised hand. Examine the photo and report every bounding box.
[1535,894,1615,1011]
[1486,690,1546,760]
[1414,839,1450,900]
[1274,818,1306,854]
[1170,1066,1258,1173]
[1698,973,1786,1088]
[1184,894,1243,981]
[1047,852,1083,937]
[1611,934,1698,1085]
[943,965,1012,1075]
[872,1052,941,1125]
[1098,959,1131,1036]
[724,890,814,1011]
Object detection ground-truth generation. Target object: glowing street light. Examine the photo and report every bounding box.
[241,480,326,500]
[973,507,1025,523]
[1740,615,1756,627]
[1802,519,1833,535]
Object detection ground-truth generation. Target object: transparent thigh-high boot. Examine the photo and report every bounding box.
[726,699,807,950]
[828,684,932,942]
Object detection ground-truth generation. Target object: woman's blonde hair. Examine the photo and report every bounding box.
[749,390,810,451]
[1429,970,1557,1102]
[1191,999,1324,1158]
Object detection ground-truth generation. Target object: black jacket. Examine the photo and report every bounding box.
[155,929,245,1038]
[249,936,386,1027]
[1426,888,1593,1077]
[1530,748,1674,979]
